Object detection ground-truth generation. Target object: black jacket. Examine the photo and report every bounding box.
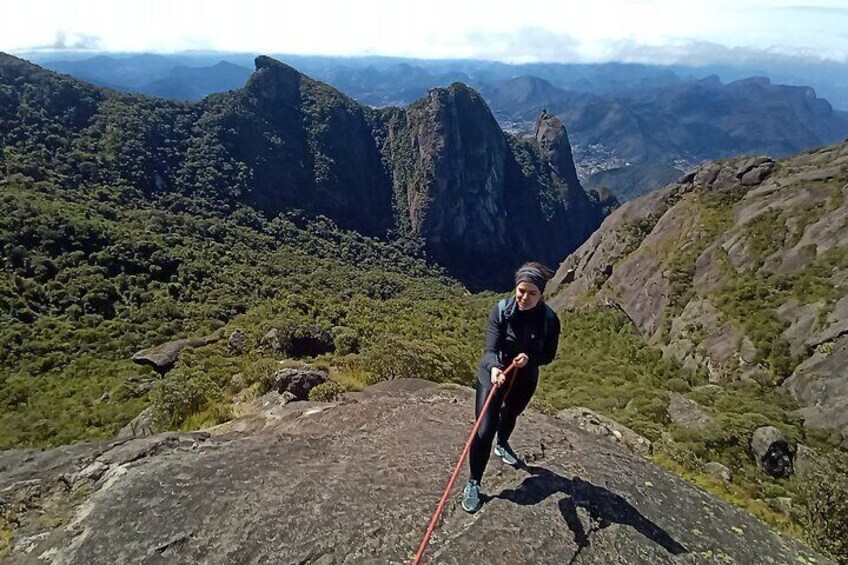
[477,297,561,383]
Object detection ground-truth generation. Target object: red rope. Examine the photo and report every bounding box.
[411,361,519,564]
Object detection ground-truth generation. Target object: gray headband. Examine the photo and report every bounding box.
[514,266,546,293]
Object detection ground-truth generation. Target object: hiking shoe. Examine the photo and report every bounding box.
[494,442,522,467]
[461,479,482,513]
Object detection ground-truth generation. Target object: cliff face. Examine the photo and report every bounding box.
[0,380,829,564]
[547,141,848,444]
[392,87,610,288]
[230,56,395,236]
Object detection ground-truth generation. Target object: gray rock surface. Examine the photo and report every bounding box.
[704,461,733,482]
[667,393,714,431]
[0,380,829,564]
[241,390,299,419]
[226,329,247,355]
[549,141,848,433]
[116,407,156,440]
[260,328,281,353]
[765,497,794,518]
[783,334,848,440]
[702,462,732,482]
[270,368,328,399]
[131,334,219,373]
[556,407,652,455]
[793,444,822,479]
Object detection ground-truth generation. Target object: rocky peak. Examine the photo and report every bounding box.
[389,81,612,289]
[534,110,582,193]
[0,55,610,290]
[0,380,829,564]
[243,55,303,104]
[402,82,511,279]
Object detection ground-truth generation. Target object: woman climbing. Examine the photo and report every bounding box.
[462,262,561,514]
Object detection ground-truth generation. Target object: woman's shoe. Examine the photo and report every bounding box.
[461,479,482,513]
[494,442,522,467]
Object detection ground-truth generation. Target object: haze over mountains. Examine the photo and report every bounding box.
[27,51,848,201]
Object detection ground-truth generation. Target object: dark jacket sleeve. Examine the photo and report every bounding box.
[480,303,505,374]
[535,311,561,367]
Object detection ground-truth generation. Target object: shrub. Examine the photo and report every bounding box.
[333,328,360,355]
[797,451,848,563]
[150,367,222,429]
[357,338,473,385]
[241,356,282,392]
[308,380,347,402]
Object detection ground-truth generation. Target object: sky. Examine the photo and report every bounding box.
[1,0,847,65]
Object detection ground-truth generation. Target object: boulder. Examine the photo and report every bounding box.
[227,329,247,355]
[703,461,732,482]
[260,328,282,353]
[765,497,794,518]
[131,334,219,373]
[793,444,821,479]
[270,368,328,400]
[750,426,796,479]
[667,392,714,431]
[117,407,156,440]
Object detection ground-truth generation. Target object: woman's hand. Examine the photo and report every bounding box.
[514,353,529,368]
[491,367,506,386]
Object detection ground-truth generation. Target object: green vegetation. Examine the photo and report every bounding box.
[0,175,479,448]
[538,307,847,561]
[2,53,847,562]
[797,450,848,561]
[656,193,733,341]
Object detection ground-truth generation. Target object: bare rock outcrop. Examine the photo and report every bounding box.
[667,393,715,431]
[269,368,328,399]
[131,334,220,373]
[0,380,829,564]
[398,88,609,288]
[549,140,848,435]
[116,406,156,440]
[556,407,652,455]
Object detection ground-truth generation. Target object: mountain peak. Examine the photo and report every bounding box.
[243,55,303,102]
[253,54,298,75]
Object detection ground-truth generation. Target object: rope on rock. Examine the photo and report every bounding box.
[412,360,519,564]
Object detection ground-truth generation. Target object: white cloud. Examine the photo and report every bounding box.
[1,0,845,63]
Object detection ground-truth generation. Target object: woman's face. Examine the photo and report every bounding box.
[515,282,542,310]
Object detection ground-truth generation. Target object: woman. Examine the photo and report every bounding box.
[462,262,561,514]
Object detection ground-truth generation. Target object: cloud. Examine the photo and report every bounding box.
[463,27,583,64]
[607,38,848,66]
[454,27,848,67]
[777,5,848,15]
[46,31,102,50]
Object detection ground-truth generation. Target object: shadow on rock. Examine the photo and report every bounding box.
[496,465,687,561]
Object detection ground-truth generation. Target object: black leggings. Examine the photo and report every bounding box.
[468,370,538,482]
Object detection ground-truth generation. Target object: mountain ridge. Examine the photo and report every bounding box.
[0,52,610,289]
[26,52,848,203]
